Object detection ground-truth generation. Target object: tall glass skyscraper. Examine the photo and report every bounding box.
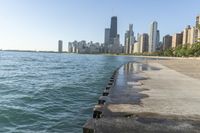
[149,21,159,52]
[195,15,200,42]
[124,24,135,54]
[110,16,117,45]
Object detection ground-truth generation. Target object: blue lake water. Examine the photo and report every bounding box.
[0,51,144,133]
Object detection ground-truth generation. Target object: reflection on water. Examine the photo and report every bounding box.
[107,61,161,106]
[124,62,160,73]
[107,62,157,106]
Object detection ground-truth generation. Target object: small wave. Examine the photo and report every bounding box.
[0,52,141,132]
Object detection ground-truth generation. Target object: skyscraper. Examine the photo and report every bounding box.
[163,35,172,50]
[195,15,200,42]
[133,41,140,53]
[124,24,135,54]
[124,31,128,54]
[112,34,121,54]
[156,30,160,50]
[140,33,149,53]
[104,28,110,45]
[149,21,158,53]
[58,40,63,53]
[68,42,73,53]
[189,26,196,45]
[172,33,183,48]
[103,16,121,54]
[104,28,110,53]
[110,16,117,45]
[182,25,191,45]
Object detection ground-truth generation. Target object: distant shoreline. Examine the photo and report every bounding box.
[83,53,200,60]
[126,55,200,60]
[1,50,200,60]
[0,49,64,54]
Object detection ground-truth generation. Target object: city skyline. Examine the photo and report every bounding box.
[1,0,200,51]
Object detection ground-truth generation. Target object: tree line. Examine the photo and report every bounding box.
[132,42,200,57]
[161,43,200,57]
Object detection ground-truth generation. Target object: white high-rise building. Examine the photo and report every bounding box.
[196,15,200,42]
[182,25,191,45]
[190,26,196,44]
[133,42,140,53]
[124,24,135,54]
[149,21,158,52]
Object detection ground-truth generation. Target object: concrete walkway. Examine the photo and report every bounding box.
[83,61,200,133]
[146,59,200,80]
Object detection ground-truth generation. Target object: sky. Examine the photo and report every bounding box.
[0,0,200,51]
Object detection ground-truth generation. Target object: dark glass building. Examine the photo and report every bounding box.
[110,16,117,44]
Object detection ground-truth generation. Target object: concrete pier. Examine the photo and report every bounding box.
[83,60,200,133]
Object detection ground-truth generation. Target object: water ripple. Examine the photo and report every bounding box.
[0,51,140,132]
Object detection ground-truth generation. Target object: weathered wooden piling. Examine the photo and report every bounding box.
[83,69,118,133]
[105,85,111,90]
[98,96,109,105]
[102,89,109,96]
[93,105,103,119]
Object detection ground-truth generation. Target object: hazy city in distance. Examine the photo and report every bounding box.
[1,1,200,133]
[1,0,200,53]
[66,15,200,55]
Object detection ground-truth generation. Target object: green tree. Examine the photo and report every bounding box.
[163,48,174,56]
[190,43,200,57]
[174,45,182,57]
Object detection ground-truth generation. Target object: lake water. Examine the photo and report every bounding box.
[0,51,144,133]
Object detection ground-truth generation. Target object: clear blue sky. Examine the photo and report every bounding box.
[0,0,200,51]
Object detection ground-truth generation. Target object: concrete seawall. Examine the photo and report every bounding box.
[83,60,200,133]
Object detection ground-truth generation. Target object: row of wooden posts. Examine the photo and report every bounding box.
[93,70,117,119]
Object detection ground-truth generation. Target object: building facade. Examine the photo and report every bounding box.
[182,25,191,45]
[110,16,117,45]
[58,40,63,53]
[68,40,101,54]
[104,28,110,44]
[102,16,122,54]
[124,24,135,54]
[104,28,110,52]
[68,42,73,53]
[189,26,196,45]
[149,21,159,53]
[133,41,140,53]
[156,30,160,51]
[140,33,149,53]
[163,35,172,50]
[195,15,200,42]
[172,33,183,48]
[111,34,121,54]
